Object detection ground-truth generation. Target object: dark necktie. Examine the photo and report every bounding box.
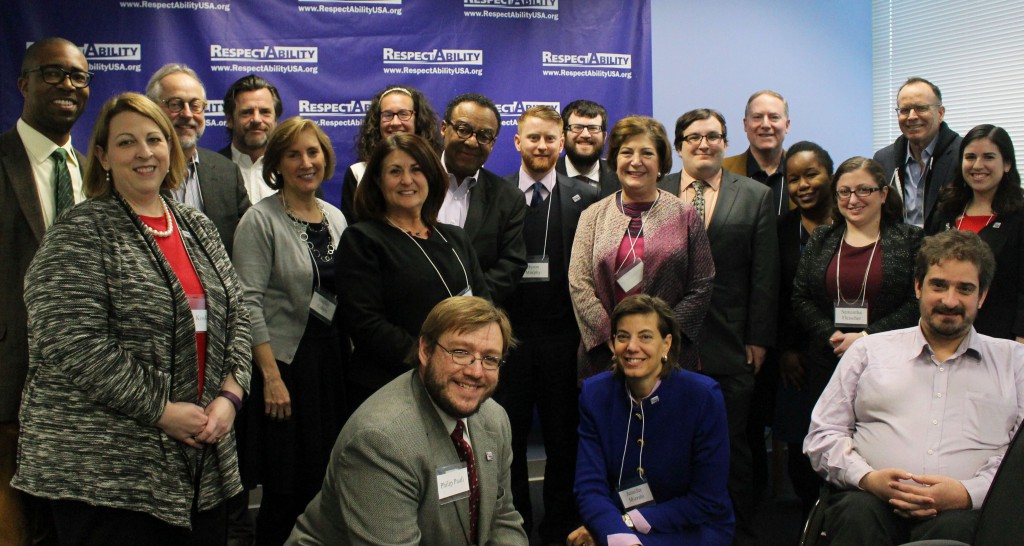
[451,420,479,544]
[530,181,545,207]
[51,148,74,219]
[691,180,706,223]
[574,173,596,186]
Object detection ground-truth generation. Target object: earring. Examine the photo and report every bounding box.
[106,170,111,184]
[661,355,668,363]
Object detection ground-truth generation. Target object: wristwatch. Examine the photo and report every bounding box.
[622,513,635,530]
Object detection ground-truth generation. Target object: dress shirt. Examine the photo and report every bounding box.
[563,156,601,185]
[17,118,84,228]
[678,169,723,228]
[172,152,205,213]
[805,325,1024,508]
[517,167,556,205]
[429,395,472,446]
[901,137,937,227]
[230,145,276,204]
[438,151,479,228]
[745,151,787,216]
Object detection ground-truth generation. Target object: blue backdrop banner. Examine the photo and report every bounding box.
[3,0,652,203]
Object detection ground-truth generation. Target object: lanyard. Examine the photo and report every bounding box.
[391,221,471,298]
[532,182,554,258]
[835,228,880,307]
[955,203,996,232]
[617,380,647,489]
[615,190,661,273]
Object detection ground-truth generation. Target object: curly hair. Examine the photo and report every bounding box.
[354,85,443,162]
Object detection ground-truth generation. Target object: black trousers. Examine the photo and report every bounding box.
[50,498,226,546]
[706,371,756,545]
[822,488,979,545]
[492,332,581,544]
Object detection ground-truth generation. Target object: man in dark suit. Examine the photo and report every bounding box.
[555,99,618,198]
[287,297,528,545]
[145,64,251,255]
[495,106,599,544]
[1,36,91,545]
[438,93,527,304]
[219,74,282,205]
[721,90,791,217]
[660,108,779,545]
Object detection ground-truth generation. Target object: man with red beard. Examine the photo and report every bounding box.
[805,230,1024,545]
[220,75,283,205]
[556,99,618,197]
[1,36,91,545]
[145,64,251,255]
[437,93,527,304]
[287,296,528,545]
[496,106,598,544]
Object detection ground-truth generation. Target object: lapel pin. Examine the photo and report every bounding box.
[572,194,581,202]
[485,451,494,461]
[993,222,1002,228]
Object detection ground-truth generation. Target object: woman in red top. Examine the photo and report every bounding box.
[929,125,1024,341]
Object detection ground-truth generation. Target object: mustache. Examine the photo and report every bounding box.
[933,303,965,316]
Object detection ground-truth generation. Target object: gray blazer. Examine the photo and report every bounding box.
[0,127,85,420]
[196,147,252,256]
[287,370,527,546]
[233,195,347,364]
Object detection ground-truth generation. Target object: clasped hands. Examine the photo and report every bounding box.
[156,397,237,449]
[859,468,972,519]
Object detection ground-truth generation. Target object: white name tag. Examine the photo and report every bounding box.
[616,259,644,293]
[310,288,338,325]
[618,481,655,510]
[191,309,207,333]
[436,462,470,504]
[521,256,550,283]
[835,303,868,329]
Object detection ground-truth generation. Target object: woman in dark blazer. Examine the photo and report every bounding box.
[791,157,922,421]
[928,124,1024,342]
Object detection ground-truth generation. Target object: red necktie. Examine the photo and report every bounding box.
[451,420,479,544]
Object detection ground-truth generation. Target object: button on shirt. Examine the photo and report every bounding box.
[804,325,1024,508]
[17,118,85,228]
[901,137,937,227]
[438,152,478,228]
[230,145,276,204]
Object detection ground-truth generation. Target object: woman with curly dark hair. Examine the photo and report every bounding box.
[928,124,1024,341]
[339,85,443,222]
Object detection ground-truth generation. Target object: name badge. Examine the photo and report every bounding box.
[187,295,207,333]
[617,478,656,510]
[616,259,644,293]
[436,462,470,504]
[834,302,868,329]
[521,255,550,283]
[310,287,338,325]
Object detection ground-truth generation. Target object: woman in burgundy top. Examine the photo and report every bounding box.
[791,157,922,427]
[928,125,1024,341]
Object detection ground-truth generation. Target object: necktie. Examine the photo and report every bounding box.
[530,181,545,207]
[574,173,596,187]
[691,180,706,223]
[451,420,479,544]
[51,148,74,219]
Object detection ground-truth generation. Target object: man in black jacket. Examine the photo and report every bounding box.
[873,77,962,228]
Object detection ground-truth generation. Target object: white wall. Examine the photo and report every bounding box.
[650,0,872,174]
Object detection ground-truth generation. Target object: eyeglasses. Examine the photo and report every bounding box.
[567,123,604,135]
[162,97,207,114]
[436,342,504,371]
[381,109,414,122]
[682,132,724,145]
[895,104,940,117]
[450,123,496,145]
[836,186,884,199]
[22,65,93,89]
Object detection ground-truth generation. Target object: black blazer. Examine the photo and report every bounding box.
[195,147,252,256]
[463,168,528,304]
[777,210,808,353]
[929,210,1024,340]
[0,127,86,419]
[791,221,923,391]
[660,170,779,376]
[556,155,619,198]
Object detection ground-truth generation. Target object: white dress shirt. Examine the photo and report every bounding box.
[17,118,85,228]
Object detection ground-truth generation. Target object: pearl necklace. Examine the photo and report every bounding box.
[142,196,174,238]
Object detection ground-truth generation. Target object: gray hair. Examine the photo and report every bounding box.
[145,63,204,102]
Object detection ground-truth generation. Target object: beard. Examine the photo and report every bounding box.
[924,302,973,339]
[565,140,603,167]
[523,153,558,176]
[422,356,493,419]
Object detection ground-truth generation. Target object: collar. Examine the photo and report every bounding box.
[518,166,556,193]
[904,135,938,166]
[428,392,472,445]
[908,323,983,363]
[682,168,723,191]
[564,156,601,180]
[627,378,663,405]
[746,148,785,178]
[16,118,79,170]
[230,145,263,168]
[441,151,481,189]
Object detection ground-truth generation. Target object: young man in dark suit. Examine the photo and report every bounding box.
[555,99,618,198]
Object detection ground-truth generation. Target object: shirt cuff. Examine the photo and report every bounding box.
[607,533,643,546]
[961,476,989,510]
[627,509,651,534]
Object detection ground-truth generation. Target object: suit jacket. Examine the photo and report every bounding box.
[873,121,962,227]
[0,127,85,420]
[555,155,619,198]
[194,147,252,255]
[721,150,752,177]
[464,168,528,304]
[929,210,1024,340]
[286,370,527,546]
[660,170,779,375]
